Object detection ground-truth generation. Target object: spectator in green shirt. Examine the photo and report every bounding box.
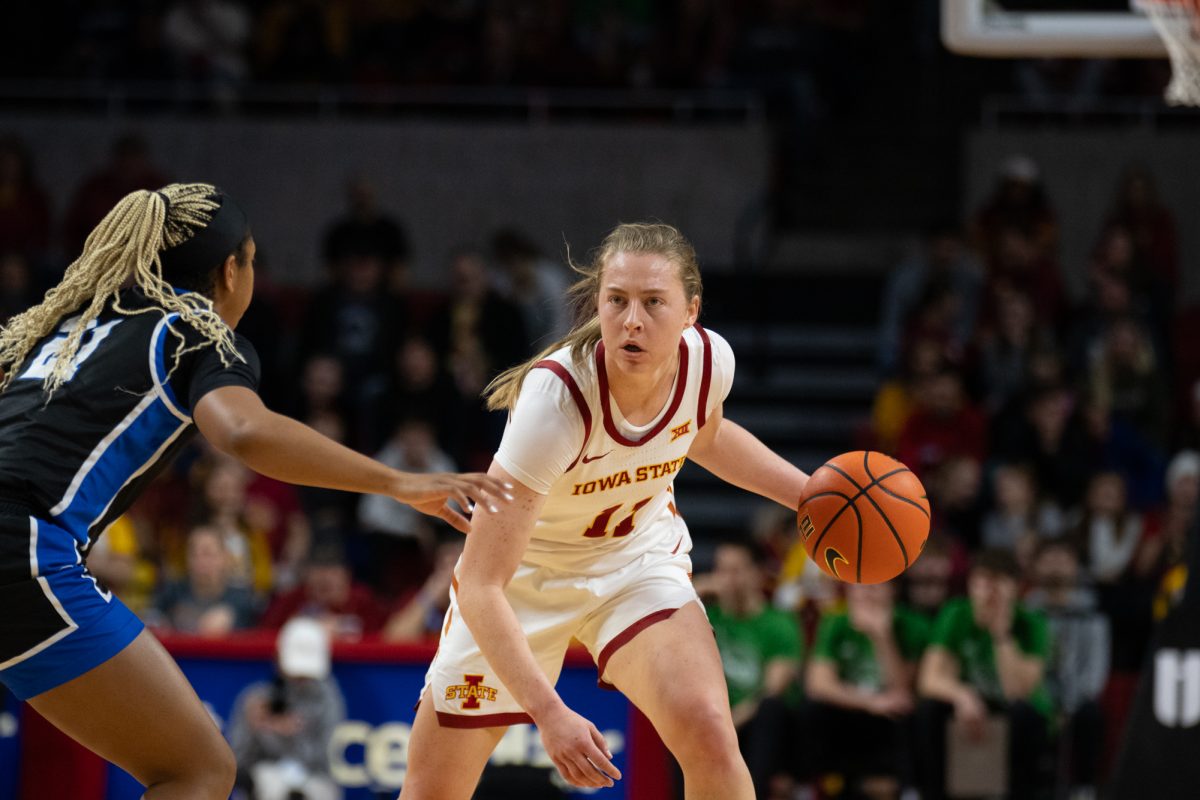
[901,535,955,622]
[805,580,929,799]
[698,540,803,798]
[917,549,1050,800]
[1025,538,1109,799]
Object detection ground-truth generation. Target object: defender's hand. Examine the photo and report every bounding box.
[394,472,513,533]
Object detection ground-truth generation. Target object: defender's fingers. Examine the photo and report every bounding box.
[451,489,473,514]
[464,474,514,503]
[438,504,471,534]
[458,479,500,513]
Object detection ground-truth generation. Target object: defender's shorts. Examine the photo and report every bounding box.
[0,508,143,700]
[424,550,699,728]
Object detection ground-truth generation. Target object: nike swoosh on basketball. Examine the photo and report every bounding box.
[825,547,848,580]
[582,451,612,464]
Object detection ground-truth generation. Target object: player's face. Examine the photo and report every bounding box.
[598,251,699,374]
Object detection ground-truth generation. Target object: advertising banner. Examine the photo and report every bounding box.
[95,638,639,800]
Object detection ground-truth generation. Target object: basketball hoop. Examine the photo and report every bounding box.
[1136,0,1200,105]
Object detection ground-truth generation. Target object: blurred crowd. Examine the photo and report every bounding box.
[0,0,1173,116]
[0,129,574,652]
[2,0,877,98]
[692,155,1198,799]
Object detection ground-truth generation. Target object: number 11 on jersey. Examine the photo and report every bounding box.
[582,497,652,538]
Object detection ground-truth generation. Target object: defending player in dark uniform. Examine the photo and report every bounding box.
[0,183,508,799]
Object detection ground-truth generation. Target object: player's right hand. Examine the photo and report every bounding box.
[536,704,622,789]
[393,471,514,533]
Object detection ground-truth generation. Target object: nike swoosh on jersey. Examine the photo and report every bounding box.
[581,451,612,464]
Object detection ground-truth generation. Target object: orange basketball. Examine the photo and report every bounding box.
[797,451,930,584]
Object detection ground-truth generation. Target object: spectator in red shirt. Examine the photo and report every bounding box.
[972,154,1059,267]
[382,539,462,643]
[260,544,387,640]
[62,133,171,253]
[1103,165,1178,296]
[897,369,988,479]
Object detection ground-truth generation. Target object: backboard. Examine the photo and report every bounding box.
[942,0,1167,57]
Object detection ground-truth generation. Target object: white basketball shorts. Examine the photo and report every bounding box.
[423,549,700,727]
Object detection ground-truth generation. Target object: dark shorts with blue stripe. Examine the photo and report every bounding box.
[0,503,143,700]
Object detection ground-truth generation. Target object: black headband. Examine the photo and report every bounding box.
[158,191,249,280]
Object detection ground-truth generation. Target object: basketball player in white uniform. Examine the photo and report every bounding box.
[401,223,812,800]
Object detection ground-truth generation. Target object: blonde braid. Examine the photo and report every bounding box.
[0,182,242,395]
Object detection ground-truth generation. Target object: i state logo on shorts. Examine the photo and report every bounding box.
[445,674,499,709]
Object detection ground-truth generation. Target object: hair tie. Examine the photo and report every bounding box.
[159,191,249,279]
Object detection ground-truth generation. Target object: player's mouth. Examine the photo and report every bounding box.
[621,342,644,353]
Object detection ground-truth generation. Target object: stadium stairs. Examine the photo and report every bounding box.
[679,265,886,564]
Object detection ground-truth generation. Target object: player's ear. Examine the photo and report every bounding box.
[684,294,700,327]
[220,252,239,293]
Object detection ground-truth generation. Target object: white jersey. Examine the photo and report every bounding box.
[495,325,735,576]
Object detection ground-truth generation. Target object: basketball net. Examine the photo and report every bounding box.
[1137,0,1200,106]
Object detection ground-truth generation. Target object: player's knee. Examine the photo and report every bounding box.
[670,701,741,768]
[206,740,238,796]
[144,737,235,799]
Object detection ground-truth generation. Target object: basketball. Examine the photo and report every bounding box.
[797,451,930,584]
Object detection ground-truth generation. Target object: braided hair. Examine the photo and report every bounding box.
[0,182,248,395]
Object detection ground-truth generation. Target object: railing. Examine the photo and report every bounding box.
[979,93,1200,128]
[0,79,765,123]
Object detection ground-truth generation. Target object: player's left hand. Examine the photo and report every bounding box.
[393,471,514,533]
[536,704,623,789]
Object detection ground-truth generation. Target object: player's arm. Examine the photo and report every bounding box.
[688,404,809,510]
[456,463,621,790]
[193,386,508,533]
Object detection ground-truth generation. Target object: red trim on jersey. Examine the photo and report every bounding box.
[532,359,592,471]
[436,710,534,729]
[595,339,689,447]
[695,324,713,428]
[595,607,681,681]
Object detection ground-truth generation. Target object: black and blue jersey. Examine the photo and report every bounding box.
[0,288,260,699]
[0,288,260,547]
